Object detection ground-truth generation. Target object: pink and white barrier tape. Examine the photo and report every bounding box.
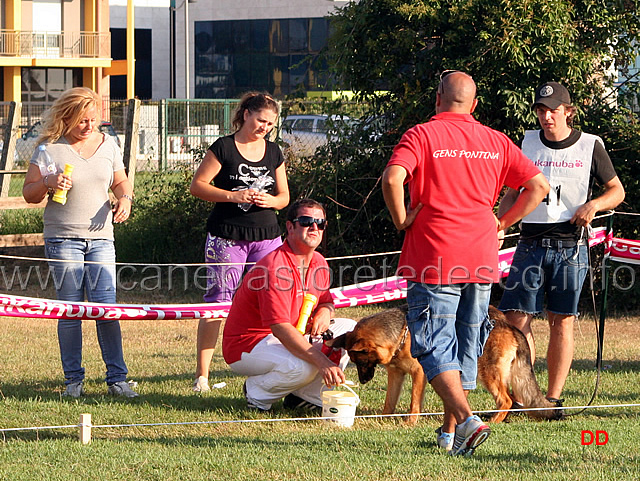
[0,226,626,321]
[0,296,232,321]
[609,237,640,265]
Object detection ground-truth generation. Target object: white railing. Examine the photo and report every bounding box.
[0,30,110,59]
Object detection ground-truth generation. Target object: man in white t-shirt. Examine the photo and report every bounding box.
[499,81,625,407]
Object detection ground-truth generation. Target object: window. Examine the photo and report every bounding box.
[21,67,82,103]
[315,119,327,133]
[195,18,330,98]
[296,118,315,132]
[289,19,308,53]
[110,28,153,100]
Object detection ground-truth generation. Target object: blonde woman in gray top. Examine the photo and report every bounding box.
[22,87,138,399]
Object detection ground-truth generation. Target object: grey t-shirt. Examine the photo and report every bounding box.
[31,135,125,240]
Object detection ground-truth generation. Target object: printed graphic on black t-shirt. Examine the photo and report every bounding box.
[205,135,284,241]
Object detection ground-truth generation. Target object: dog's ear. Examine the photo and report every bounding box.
[349,339,371,354]
[326,332,347,349]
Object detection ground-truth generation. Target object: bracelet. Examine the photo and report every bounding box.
[43,175,54,193]
[120,194,134,203]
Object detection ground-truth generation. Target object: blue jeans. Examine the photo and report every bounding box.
[406,282,493,390]
[499,241,588,316]
[45,238,128,385]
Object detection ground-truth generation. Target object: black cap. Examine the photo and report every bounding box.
[533,82,571,109]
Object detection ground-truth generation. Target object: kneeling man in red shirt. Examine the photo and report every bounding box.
[222,198,356,411]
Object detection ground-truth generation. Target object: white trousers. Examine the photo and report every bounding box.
[230,317,356,410]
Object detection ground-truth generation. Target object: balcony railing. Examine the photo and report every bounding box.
[0,30,111,59]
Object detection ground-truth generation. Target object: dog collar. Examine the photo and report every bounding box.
[391,325,409,360]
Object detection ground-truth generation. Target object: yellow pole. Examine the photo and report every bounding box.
[185,0,189,99]
[127,0,135,99]
[3,0,21,102]
[82,0,97,91]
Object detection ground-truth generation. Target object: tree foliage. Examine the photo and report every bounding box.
[281,0,640,289]
[328,0,639,137]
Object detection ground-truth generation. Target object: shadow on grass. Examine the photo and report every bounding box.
[3,358,640,445]
[59,430,606,472]
[570,358,640,373]
[1,367,363,416]
[5,357,640,408]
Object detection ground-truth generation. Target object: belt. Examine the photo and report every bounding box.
[519,238,585,249]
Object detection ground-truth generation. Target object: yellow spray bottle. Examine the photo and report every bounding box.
[296,293,318,334]
[52,163,74,205]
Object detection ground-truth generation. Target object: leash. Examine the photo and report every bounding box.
[567,213,613,416]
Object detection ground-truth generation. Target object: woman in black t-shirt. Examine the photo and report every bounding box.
[189,92,290,392]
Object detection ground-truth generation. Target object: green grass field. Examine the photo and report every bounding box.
[1,296,640,480]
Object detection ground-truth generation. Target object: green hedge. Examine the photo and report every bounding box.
[114,168,210,265]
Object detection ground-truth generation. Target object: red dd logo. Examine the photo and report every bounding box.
[581,430,609,445]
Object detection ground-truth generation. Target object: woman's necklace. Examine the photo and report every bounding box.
[76,141,88,156]
[68,135,91,157]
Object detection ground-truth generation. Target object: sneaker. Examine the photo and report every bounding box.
[193,376,210,392]
[450,415,491,456]
[107,381,139,398]
[283,393,322,413]
[62,381,84,398]
[243,381,268,411]
[435,426,454,452]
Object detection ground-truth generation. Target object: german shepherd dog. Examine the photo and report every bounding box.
[328,305,562,424]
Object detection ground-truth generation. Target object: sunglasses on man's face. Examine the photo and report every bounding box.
[292,216,327,230]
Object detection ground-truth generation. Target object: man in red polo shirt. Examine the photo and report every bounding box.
[383,70,549,455]
[222,198,355,412]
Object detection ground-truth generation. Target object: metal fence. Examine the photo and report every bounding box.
[0,99,241,172]
[0,98,365,173]
[102,99,241,171]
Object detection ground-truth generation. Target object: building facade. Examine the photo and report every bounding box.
[109,0,168,100]
[0,0,112,103]
[109,0,348,100]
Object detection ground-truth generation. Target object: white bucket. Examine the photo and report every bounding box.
[321,384,360,428]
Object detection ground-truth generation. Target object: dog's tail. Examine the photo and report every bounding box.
[509,325,564,421]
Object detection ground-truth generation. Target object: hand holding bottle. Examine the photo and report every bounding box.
[36,144,56,177]
[51,163,74,205]
[237,173,275,211]
[296,293,318,334]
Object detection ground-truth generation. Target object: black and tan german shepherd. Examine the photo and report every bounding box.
[328,305,562,424]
